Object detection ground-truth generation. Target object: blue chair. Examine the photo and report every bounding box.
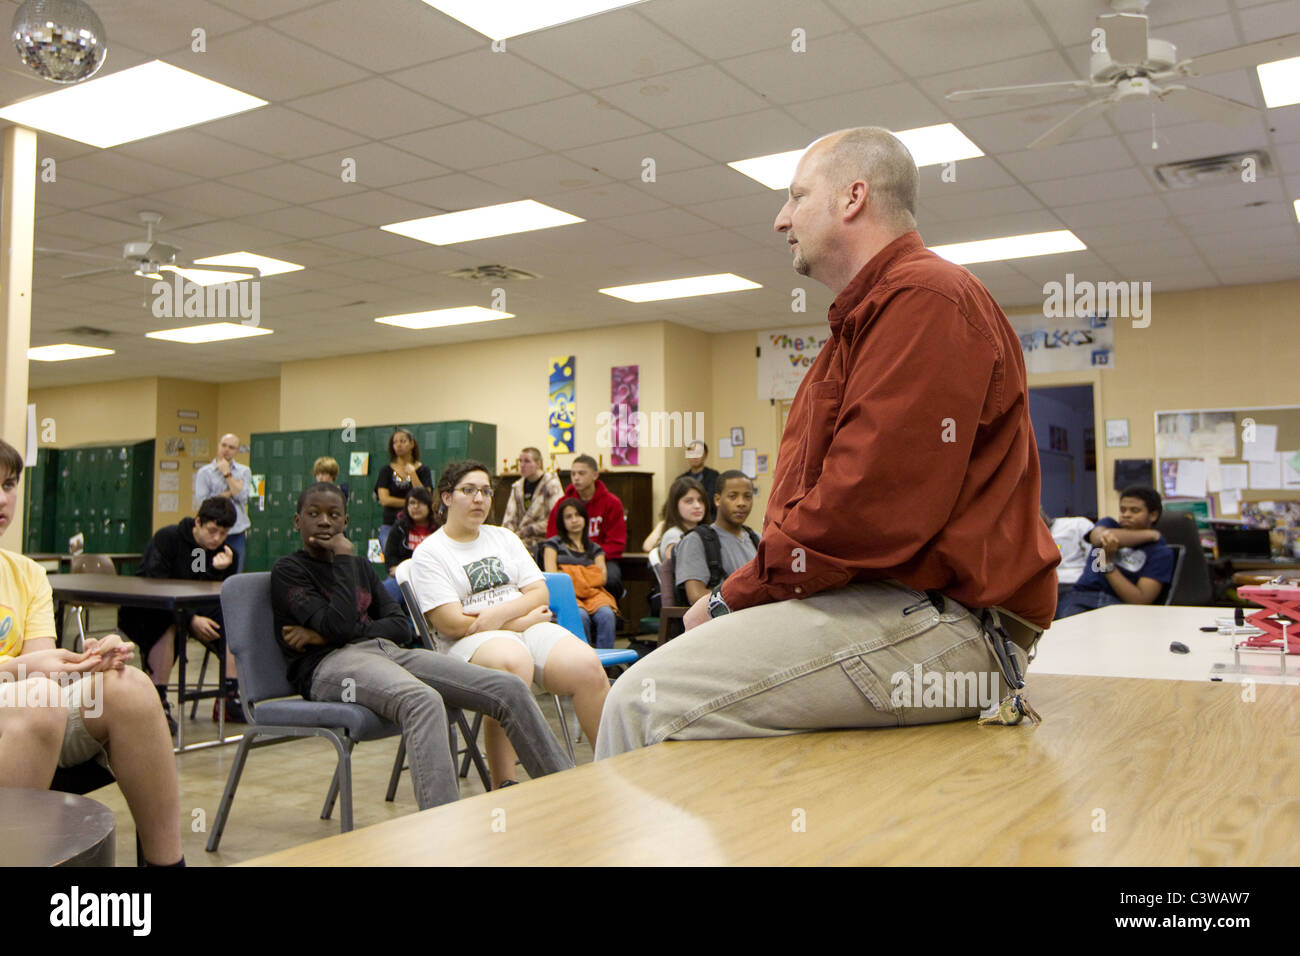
[204,573,473,851]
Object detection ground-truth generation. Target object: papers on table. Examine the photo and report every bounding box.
[1242,423,1278,462]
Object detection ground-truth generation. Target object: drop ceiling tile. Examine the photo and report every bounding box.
[722,34,902,106]
[641,0,843,59]
[1177,201,1297,234]
[691,191,788,229]
[238,206,362,239]
[1055,194,1172,229]
[563,133,714,179]
[387,119,548,171]
[389,48,579,114]
[114,131,278,179]
[474,153,615,193]
[289,79,465,140]
[922,209,1066,245]
[1265,104,1300,146]
[213,0,318,16]
[596,64,770,128]
[318,227,442,257]
[785,81,949,135]
[1028,167,1157,207]
[152,181,290,219]
[269,0,483,71]
[308,190,439,227]
[631,165,771,206]
[962,106,1111,154]
[1159,177,1285,214]
[100,0,250,54]
[485,95,653,151]
[220,163,358,204]
[201,107,368,161]
[915,157,1018,199]
[38,211,158,245]
[866,0,1056,78]
[36,177,132,211]
[670,109,816,163]
[166,25,369,101]
[55,153,200,195]
[1239,0,1300,41]
[381,174,518,212]
[918,49,1084,120]
[297,143,451,189]
[998,135,1133,183]
[508,9,703,90]
[601,206,724,241]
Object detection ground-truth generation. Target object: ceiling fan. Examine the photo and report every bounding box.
[35,211,260,282]
[946,0,1300,149]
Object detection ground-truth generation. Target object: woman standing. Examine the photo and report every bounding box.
[407,460,610,784]
[541,498,619,649]
[374,428,431,550]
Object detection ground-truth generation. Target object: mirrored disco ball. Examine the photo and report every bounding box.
[12,0,107,83]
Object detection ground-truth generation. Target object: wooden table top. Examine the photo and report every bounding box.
[46,573,224,610]
[241,672,1300,866]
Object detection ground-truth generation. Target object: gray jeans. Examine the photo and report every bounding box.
[311,639,574,808]
[596,580,1029,758]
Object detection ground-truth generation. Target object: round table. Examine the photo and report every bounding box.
[0,788,116,866]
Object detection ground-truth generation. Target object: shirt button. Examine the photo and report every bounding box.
[794,586,803,594]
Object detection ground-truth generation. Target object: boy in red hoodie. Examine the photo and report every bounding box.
[546,455,627,558]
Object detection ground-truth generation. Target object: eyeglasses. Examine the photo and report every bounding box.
[456,485,493,500]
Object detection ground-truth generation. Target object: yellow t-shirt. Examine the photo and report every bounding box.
[0,549,56,660]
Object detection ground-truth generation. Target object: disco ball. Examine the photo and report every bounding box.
[12,0,107,84]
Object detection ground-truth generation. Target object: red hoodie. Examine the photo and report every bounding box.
[547,479,627,558]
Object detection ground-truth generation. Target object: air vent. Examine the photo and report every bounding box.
[443,264,540,282]
[1153,150,1272,189]
[59,326,113,337]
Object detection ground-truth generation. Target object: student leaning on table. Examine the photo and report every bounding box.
[596,128,1059,757]
[0,438,184,866]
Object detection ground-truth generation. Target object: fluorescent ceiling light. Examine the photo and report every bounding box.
[1294,198,1300,223]
[382,200,583,245]
[1257,56,1300,109]
[166,252,304,287]
[421,1,647,41]
[28,343,114,362]
[375,306,514,330]
[728,123,984,189]
[0,60,267,148]
[600,273,762,303]
[929,230,1086,265]
[146,322,272,344]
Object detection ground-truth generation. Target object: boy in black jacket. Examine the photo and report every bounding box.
[270,483,572,804]
[117,496,241,731]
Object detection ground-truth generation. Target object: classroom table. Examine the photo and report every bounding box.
[26,552,141,573]
[1032,603,1300,686]
[241,669,1298,866]
[45,574,234,752]
[0,789,116,866]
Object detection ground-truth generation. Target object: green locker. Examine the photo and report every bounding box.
[22,447,58,553]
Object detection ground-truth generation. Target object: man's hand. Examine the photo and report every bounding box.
[217,458,232,477]
[1098,529,1122,558]
[82,634,134,670]
[683,593,711,631]
[191,615,222,643]
[212,545,234,570]
[309,532,354,557]
[281,625,325,651]
[19,647,103,677]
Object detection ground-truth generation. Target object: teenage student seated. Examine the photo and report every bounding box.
[381,485,436,607]
[407,460,610,784]
[540,497,619,649]
[674,470,760,605]
[642,475,710,560]
[271,482,572,802]
[117,496,243,730]
[0,438,184,866]
[1054,485,1174,619]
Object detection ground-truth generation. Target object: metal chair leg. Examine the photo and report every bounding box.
[385,736,406,802]
[205,730,257,852]
[189,644,213,720]
[552,694,576,765]
[456,712,491,790]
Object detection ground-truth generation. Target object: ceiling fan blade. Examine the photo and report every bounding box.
[61,266,125,280]
[1177,32,1300,77]
[176,263,261,277]
[34,247,123,263]
[1028,96,1118,149]
[1156,85,1258,126]
[1097,12,1149,66]
[947,79,1096,103]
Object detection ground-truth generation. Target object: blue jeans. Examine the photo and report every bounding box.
[226,531,246,572]
[1054,587,1122,620]
[579,606,616,649]
[378,524,392,552]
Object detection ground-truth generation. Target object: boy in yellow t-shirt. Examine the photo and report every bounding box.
[0,438,184,866]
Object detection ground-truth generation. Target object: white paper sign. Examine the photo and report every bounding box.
[1282,451,1300,491]
[1220,488,1242,515]
[157,493,179,513]
[741,448,757,479]
[757,327,830,400]
[158,473,179,492]
[1220,464,1249,491]
[1249,454,1282,490]
[1203,457,1223,493]
[1173,458,1207,498]
[1242,423,1278,462]
[25,404,36,466]
[718,438,734,459]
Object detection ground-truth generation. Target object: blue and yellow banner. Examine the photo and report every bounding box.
[548,355,575,453]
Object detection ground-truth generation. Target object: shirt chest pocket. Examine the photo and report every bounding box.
[801,379,843,487]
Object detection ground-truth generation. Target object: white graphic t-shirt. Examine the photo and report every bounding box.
[407,524,543,651]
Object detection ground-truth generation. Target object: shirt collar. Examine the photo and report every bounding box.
[827,230,924,335]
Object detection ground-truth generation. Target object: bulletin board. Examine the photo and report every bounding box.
[1154,405,1300,517]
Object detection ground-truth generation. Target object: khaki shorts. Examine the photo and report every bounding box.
[58,673,110,770]
[442,621,573,689]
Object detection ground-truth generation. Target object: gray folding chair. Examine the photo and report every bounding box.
[206,573,464,851]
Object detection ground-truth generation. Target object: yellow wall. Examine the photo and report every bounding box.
[707,329,784,521]
[1021,278,1300,519]
[218,377,281,449]
[29,377,158,448]
[153,378,219,528]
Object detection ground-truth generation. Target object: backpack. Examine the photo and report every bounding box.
[674,525,760,606]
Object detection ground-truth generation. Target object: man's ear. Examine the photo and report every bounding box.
[843,180,870,221]
[292,513,301,531]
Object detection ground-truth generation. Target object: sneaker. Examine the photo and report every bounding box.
[161,701,178,737]
[212,693,247,724]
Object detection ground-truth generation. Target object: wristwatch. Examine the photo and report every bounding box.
[707,585,730,619]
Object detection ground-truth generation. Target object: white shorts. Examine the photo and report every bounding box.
[442,621,573,687]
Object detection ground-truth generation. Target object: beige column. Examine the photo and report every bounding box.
[0,125,37,550]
